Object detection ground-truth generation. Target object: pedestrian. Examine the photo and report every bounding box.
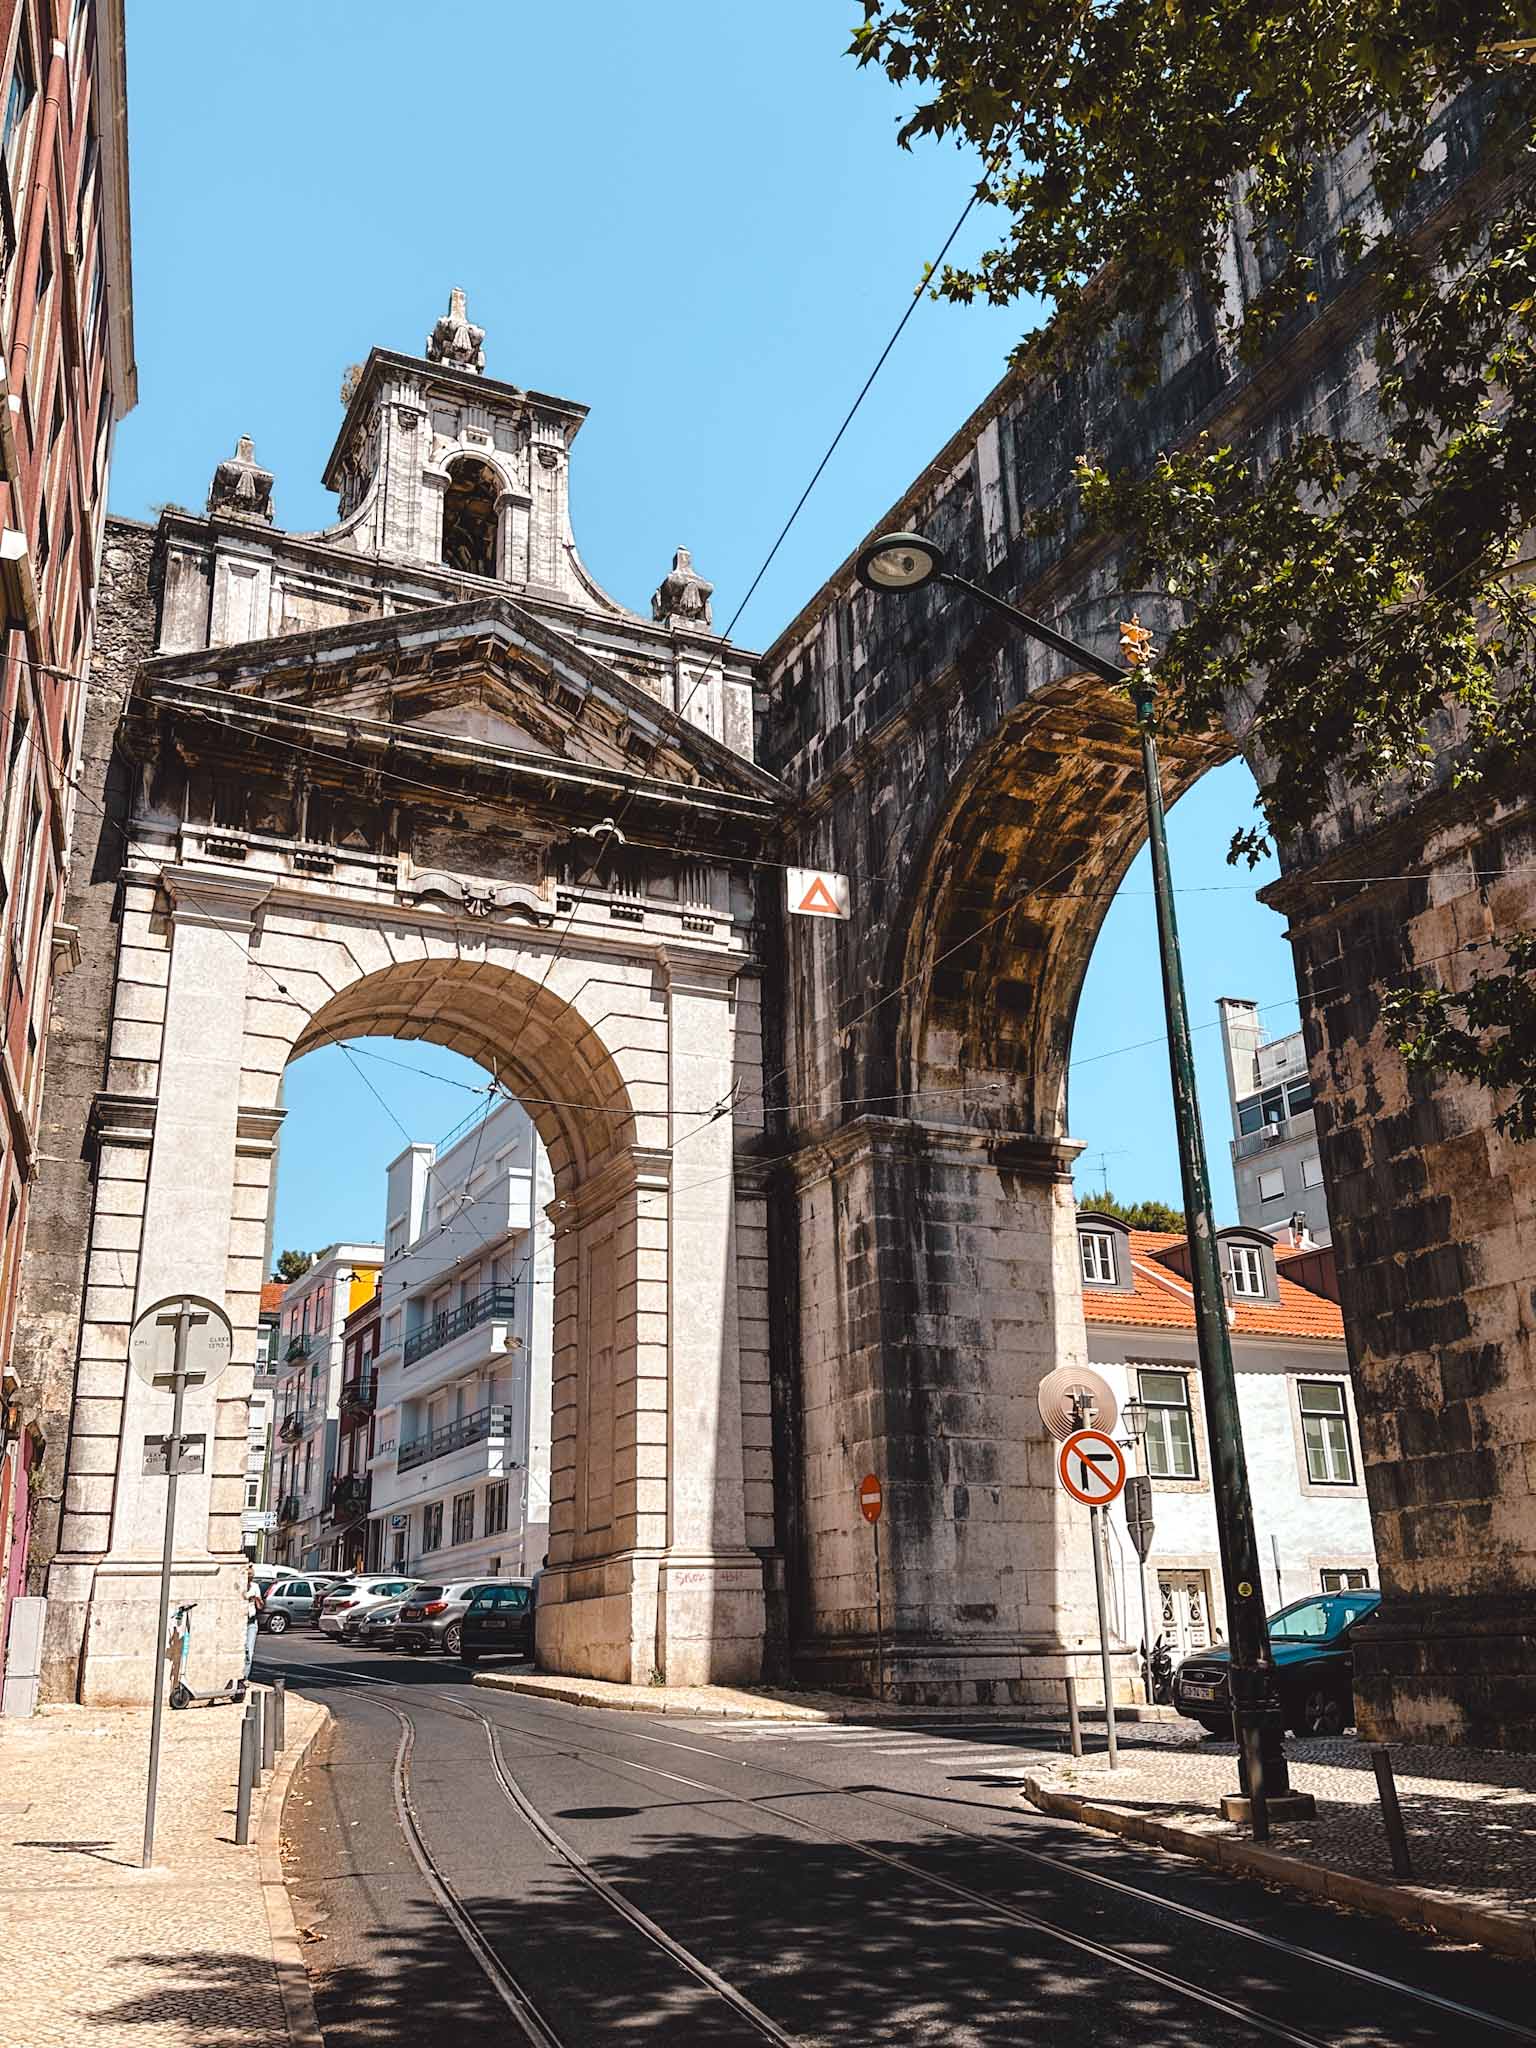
[530,1552,549,1606]
[243,1565,262,1679]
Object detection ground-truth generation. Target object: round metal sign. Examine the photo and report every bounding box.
[128,1294,234,1389]
[858,1473,883,1524]
[1057,1428,1127,1507]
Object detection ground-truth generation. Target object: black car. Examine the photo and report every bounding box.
[1172,1591,1381,1737]
[458,1582,534,1666]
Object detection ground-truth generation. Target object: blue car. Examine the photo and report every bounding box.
[1172,1590,1381,1737]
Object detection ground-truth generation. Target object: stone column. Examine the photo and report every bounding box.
[495,486,531,584]
[74,865,272,1703]
[787,1116,1127,1708]
[655,951,764,1685]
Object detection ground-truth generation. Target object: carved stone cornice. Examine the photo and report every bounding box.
[784,1113,1083,1192]
[235,1105,286,1157]
[160,863,274,930]
[90,1092,157,1149]
[548,1145,670,1233]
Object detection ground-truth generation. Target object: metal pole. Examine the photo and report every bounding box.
[252,1689,266,1783]
[1128,673,1283,1831]
[1065,1674,1083,1757]
[1371,1747,1413,1878]
[234,1705,255,1845]
[1089,1506,1119,1768]
[141,1304,192,1869]
[872,1514,886,1702]
[1137,1563,1155,1705]
[272,1674,286,1752]
[261,1686,276,1775]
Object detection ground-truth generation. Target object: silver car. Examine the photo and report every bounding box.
[260,1573,347,1634]
[319,1577,417,1640]
[393,1580,505,1657]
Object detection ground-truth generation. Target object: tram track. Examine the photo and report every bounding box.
[291,1660,1536,2047]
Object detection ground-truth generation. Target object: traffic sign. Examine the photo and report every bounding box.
[128,1295,233,1390]
[787,867,851,920]
[1058,1429,1127,1507]
[1123,1473,1155,1560]
[858,1473,883,1523]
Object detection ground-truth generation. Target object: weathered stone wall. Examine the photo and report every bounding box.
[758,88,1533,1735]
[11,519,157,1696]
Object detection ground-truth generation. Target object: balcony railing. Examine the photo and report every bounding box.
[339,1373,377,1421]
[276,1492,302,1524]
[1232,1108,1316,1160]
[328,1473,370,1523]
[277,1411,303,1444]
[398,1403,512,1474]
[285,1334,315,1362]
[403,1285,518,1369]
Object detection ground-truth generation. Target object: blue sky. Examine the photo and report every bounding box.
[114,2,1296,1257]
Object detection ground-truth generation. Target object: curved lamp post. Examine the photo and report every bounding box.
[855,530,1299,1836]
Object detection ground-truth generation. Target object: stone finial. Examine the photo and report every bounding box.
[426,286,486,374]
[651,546,714,629]
[207,434,274,524]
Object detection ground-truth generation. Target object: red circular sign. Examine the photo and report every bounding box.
[1057,1429,1127,1507]
[858,1473,883,1523]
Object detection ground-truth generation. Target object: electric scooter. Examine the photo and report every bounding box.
[166,1599,248,1710]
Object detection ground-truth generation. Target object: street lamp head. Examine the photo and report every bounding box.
[855,530,948,594]
[1121,1396,1148,1443]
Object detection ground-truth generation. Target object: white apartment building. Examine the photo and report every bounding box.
[272,1245,382,1567]
[1077,1211,1373,1665]
[1218,997,1332,1247]
[367,1098,553,1581]
[241,1283,283,1560]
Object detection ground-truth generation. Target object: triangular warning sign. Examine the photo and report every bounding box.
[797,876,843,916]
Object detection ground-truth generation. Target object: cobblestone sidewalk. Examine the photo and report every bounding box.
[1023,1728,1536,1954]
[1,1690,325,2048]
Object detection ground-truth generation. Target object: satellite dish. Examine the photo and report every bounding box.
[1036,1366,1118,1443]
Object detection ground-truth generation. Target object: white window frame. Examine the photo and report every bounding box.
[1256,1167,1286,1203]
[1297,1378,1357,1486]
[1302,1156,1325,1189]
[1320,1567,1370,1592]
[1137,1367,1198,1481]
[1228,1244,1266,1297]
[1080,1230,1116,1285]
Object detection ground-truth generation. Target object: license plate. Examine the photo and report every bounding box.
[483,1618,508,1631]
[1184,1682,1219,1701]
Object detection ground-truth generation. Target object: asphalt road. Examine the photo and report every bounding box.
[263,1631,1536,2047]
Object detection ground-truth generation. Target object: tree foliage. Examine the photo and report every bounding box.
[1383,933,1536,1139]
[274,1248,314,1282]
[1080,1191,1187,1232]
[853,1,1536,1117]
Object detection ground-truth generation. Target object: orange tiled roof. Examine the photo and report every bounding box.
[260,1281,286,1314]
[1080,1229,1344,1341]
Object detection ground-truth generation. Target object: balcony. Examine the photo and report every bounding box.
[398,1403,513,1475]
[277,1411,303,1445]
[285,1334,314,1362]
[276,1492,302,1525]
[339,1373,377,1422]
[404,1285,517,1369]
[328,1472,370,1524]
[1232,1108,1317,1161]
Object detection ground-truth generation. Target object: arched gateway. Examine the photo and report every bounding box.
[35,296,779,1702]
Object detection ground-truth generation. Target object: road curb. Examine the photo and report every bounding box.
[255,1692,331,2048]
[1020,1775,1536,1961]
[469,1672,1131,1724]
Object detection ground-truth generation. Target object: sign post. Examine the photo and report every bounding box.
[1122,1472,1156,1701]
[129,1293,232,1868]
[1058,1428,1127,1768]
[858,1474,885,1699]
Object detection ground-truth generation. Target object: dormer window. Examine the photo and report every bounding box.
[1081,1230,1117,1285]
[1228,1244,1266,1296]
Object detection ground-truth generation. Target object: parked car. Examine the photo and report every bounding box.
[393,1580,506,1657]
[260,1575,335,1634]
[457,1581,535,1667]
[355,1602,405,1652]
[1172,1590,1382,1737]
[318,1577,417,1640]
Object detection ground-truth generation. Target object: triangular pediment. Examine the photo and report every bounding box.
[137,593,778,801]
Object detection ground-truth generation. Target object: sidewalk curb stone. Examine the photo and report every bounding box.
[256,1694,331,2048]
[1022,1774,1536,1961]
[469,1671,1172,1724]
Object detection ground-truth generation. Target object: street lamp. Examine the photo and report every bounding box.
[856,529,1299,1837]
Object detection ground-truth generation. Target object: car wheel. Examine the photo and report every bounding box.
[265,1611,288,1636]
[443,1623,462,1656]
[460,1650,479,1667]
[1294,1686,1348,1737]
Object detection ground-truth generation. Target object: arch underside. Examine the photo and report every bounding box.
[896,677,1235,1136]
[291,954,637,1195]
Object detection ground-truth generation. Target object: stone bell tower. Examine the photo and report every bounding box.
[321,287,595,603]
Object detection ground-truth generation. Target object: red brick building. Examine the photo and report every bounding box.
[0,0,134,1693]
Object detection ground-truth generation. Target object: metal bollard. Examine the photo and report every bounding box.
[272,1674,286,1753]
[261,1686,276,1776]
[1065,1674,1083,1758]
[251,1690,265,1786]
[234,1706,256,1845]
[1370,1745,1413,1879]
